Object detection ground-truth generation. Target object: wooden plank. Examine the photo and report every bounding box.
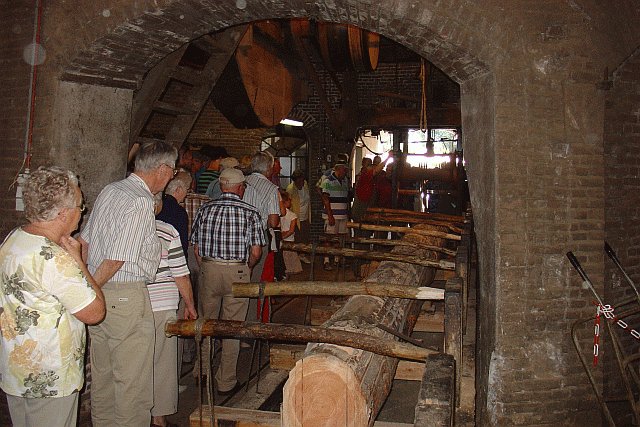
[189,407,414,427]
[444,277,463,408]
[310,305,339,326]
[413,353,455,426]
[189,406,280,427]
[269,344,306,370]
[413,310,444,333]
[434,269,456,281]
[394,360,425,381]
[232,368,289,410]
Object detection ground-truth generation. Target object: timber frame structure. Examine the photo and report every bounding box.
[166,207,476,426]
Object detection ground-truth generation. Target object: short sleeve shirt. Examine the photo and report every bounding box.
[147,220,189,312]
[81,174,160,282]
[0,228,96,398]
[320,172,351,220]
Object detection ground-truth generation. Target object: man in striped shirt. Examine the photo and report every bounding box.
[190,168,265,394]
[242,151,282,283]
[80,140,177,427]
[319,162,351,270]
[149,194,197,427]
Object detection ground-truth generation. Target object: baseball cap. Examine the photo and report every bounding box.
[220,157,239,170]
[220,168,245,185]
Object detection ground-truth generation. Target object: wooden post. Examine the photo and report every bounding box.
[444,277,462,408]
[414,353,456,426]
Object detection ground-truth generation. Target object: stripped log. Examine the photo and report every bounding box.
[347,222,461,242]
[165,319,436,362]
[366,207,465,224]
[281,241,455,270]
[362,214,464,234]
[282,223,447,426]
[345,236,456,257]
[232,281,444,300]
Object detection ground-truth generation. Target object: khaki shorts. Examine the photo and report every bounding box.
[324,218,348,234]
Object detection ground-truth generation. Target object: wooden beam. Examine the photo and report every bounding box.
[444,277,463,408]
[281,242,455,270]
[347,223,461,242]
[413,353,456,426]
[232,281,445,300]
[166,319,438,362]
[366,208,465,224]
[345,236,457,256]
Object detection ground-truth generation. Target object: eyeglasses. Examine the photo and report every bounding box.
[161,163,179,176]
[77,202,86,213]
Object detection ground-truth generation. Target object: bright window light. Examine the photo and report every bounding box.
[280,119,304,127]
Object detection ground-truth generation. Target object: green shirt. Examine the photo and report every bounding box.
[0,228,96,398]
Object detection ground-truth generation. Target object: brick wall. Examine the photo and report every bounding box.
[604,50,640,416]
[0,2,35,232]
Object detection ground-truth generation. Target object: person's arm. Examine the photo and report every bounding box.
[248,245,262,269]
[281,217,297,240]
[93,259,125,288]
[321,192,335,225]
[194,244,202,266]
[174,275,197,320]
[59,235,106,324]
[78,236,89,263]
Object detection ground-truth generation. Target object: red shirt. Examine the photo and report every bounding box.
[356,168,375,202]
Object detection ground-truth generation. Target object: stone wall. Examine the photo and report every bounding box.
[2,0,640,425]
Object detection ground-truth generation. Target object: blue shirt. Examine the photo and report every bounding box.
[156,194,189,258]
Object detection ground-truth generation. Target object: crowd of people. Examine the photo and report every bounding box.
[0,139,395,427]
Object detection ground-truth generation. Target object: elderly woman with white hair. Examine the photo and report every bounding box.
[0,166,105,427]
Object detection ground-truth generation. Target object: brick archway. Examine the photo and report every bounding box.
[53,1,500,423]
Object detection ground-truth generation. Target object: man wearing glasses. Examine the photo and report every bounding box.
[80,140,178,427]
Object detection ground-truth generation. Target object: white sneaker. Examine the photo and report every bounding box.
[179,384,188,393]
[299,255,311,264]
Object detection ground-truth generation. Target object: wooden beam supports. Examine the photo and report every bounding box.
[414,353,456,426]
[347,223,462,242]
[281,241,455,270]
[165,319,437,362]
[232,281,445,300]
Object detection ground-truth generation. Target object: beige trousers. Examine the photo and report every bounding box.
[89,281,155,427]
[197,260,250,391]
[151,309,178,417]
[7,392,78,427]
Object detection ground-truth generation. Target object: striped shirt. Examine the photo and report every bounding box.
[81,173,161,282]
[190,193,266,261]
[147,220,189,312]
[320,172,351,219]
[196,170,219,194]
[243,173,281,230]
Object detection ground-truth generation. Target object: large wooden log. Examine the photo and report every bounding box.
[165,319,435,362]
[282,223,447,426]
[281,241,455,270]
[345,236,457,257]
[366,207,465,224]
[362,214,464,234]
[347,222,461,242]
[232,281,444,300]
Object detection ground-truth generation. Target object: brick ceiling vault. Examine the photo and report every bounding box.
[59,0,491,91]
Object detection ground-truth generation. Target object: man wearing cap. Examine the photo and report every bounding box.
[205,157,239,200]
[319,161,351,270]
[190,168,266,394]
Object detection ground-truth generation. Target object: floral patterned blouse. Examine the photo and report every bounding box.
[0,228,96,398]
